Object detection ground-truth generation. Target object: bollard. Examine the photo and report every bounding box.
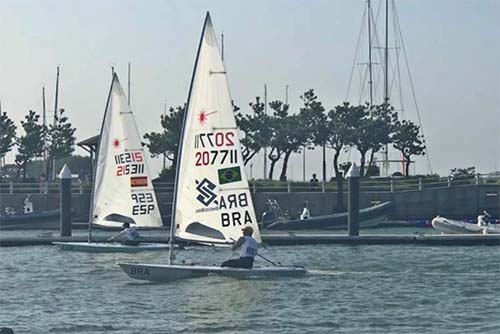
[347,163,360,236]
[419,177,423,190]
[59,164,73,237]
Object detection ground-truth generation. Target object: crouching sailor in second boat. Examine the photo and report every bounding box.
[108,222,141,246]
[221,226,258,269]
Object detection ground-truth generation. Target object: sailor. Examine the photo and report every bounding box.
[221,226,258,269]
[108,222,141,246]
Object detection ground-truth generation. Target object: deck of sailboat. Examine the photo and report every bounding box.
[52,241,171,253]
[118,262,306,282]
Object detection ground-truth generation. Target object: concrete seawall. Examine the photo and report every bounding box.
[0,184,498,224]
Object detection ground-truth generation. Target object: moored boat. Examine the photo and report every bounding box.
[432,213,500,235]
[261,200,391,230]
[0,208,60,230]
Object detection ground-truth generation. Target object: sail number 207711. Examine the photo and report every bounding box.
[194,131,234,149]
[194,131,237,166]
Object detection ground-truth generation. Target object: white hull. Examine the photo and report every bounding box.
[431,217,500,235]
[118,262,306,282]
[53,242,170,253]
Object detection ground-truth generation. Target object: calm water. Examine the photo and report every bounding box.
[1,229,499,334]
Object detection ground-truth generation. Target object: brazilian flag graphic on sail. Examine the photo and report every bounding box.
[218,166,242,185]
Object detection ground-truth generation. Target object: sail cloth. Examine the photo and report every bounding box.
[174,13,261,244]
[92,74,162,228]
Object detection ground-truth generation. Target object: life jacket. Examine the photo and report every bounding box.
[240,236,258,258]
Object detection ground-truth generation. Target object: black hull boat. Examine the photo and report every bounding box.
[261,201,391,230]
[0,209,61,230]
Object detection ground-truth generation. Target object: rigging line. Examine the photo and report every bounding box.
[346,4,367,101]
[393,2,433,174]
[393,3,405,120]
[371,0,389,105]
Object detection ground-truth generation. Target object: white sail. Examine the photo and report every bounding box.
[173,13,261,244]
[92,74,162,228]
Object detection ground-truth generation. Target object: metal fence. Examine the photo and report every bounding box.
[0,174,497,195]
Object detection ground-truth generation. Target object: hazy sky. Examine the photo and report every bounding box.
[0,0,498,179]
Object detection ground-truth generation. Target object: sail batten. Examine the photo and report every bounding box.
[92,75,162,228]
[173,13,261,244]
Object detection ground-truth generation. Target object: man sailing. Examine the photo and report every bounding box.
[221,226,258,269]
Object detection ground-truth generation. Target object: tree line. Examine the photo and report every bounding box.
[144,89,426,180]
[0,109,76,181]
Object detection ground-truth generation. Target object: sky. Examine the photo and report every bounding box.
[0,0,498,179]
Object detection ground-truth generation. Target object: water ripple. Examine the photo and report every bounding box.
[0,242,499,333]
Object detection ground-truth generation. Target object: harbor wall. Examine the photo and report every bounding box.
[0,184,498,223]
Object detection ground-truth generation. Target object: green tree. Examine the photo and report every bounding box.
[299,89,327,181]
[0,111,17,164]
[366,102,398,174]
[47,108,77,178]
[326,102,364,209]
[327,102,364,179]
[15,110,44,180]
[237,97,272,165]
[392,119,426,176]
[267,100,309,181]
[143,105,185,173]
[348,103,397,177]
[265,101,288,180]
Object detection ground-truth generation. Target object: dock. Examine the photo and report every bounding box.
[1,233,499,247]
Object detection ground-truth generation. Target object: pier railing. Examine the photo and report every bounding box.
[0,173,497,195]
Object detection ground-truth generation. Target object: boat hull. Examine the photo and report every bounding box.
[431,217,500,234]
[53,242,170,253]
[0,209,61,230]
[263,201,391,230]
[118,263,306,282]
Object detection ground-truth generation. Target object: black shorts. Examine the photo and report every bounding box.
[221,257,254,269]
[122,239,140,246]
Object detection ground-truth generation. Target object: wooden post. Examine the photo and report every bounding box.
[59,164,72,237]
[347,163,360,236]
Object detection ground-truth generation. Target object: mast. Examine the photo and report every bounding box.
[263,84,268,179]
[168,12,211,264]
[54,66,59,127]
[42,87,47,165]
[128,61,131,105]
[221,33,224,61]
[367,0,373,109]
[384,0,389,102]
[384,0,390,176]
[51,66,60,180]
[0,101,2,172]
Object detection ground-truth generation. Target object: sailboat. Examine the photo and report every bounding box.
[53,74,169,252]
[118,12,305,280]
